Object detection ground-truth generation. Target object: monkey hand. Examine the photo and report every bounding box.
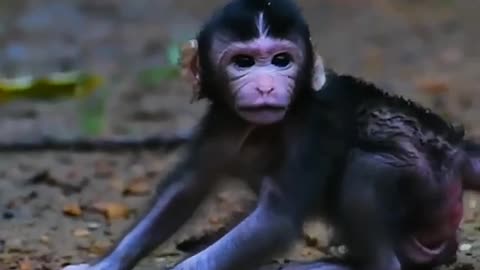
[62,264,91,270]
[61,261,121,270]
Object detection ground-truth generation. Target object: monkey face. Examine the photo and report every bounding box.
[217,37,303,125]
[180,8,326,125]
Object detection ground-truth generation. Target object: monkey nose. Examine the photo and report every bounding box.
[256,76,275,94]
[256,85,274,94]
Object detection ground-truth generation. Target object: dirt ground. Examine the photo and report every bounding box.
[1,0,480,269]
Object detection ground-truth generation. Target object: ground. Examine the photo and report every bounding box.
[0,0,480,269]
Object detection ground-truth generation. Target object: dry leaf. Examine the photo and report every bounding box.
[19,258,32,270]
[123,177,151,196]
[89,240,112,255]
[415,77,449,95]
[73,228,90,238]
[63,203,82,217]
[92,202,130,220]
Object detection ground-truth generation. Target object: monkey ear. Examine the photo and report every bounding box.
[180,39,202,102]
[312,52,326,91]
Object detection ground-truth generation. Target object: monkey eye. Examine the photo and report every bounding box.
[271,53,292,67]
[232,54,255,68]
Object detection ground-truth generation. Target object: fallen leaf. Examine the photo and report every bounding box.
[89,240,112,255]
[19,257,32,270]
[92,202,130,220]
[123,177,151,196]
[415,77,449,95]
[63,203,82,217]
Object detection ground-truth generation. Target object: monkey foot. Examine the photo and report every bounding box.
[277,262,352,270]
[61,262,121,270]
[62,264,91,270]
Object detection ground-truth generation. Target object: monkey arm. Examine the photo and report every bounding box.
[104,172,210,269]
[64,157,214,270]
[172,177,300,270]
[172,128,344,270]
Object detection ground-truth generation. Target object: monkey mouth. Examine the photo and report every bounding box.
[237,104,288,124]
[237,105,287,112]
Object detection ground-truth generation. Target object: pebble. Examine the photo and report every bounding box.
[73,228,90,237]
[87,222,101,230]
[460,243,473,252]
[40,235,50,244]
[154,257,167,264]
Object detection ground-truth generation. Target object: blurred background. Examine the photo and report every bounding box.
[0,1,479,269]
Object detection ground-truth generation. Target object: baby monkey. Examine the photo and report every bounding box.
[63,0,480,270]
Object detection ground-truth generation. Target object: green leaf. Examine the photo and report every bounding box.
[137,42,182,88]
[78,87,109,136]
[138,66,180,88]
[166,44,181,66]
[0,71,103,103]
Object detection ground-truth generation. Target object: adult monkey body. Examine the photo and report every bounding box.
[62,0,480,270]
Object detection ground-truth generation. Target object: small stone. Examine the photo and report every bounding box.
[154,257,167,264]
[338,245,348,255]
[469,199,477,209]
[87,222,101,230]
[460,243,472,252]
[40,235,50,244]
[73,228,90,237]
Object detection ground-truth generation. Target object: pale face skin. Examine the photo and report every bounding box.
[212,36,304,125]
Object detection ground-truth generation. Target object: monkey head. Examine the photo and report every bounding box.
[180,0,326,125]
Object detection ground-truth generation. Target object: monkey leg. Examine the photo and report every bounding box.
[62,160,213,270]
[273,260,352,270]
[172,178,300,270]
[334,149,412,270]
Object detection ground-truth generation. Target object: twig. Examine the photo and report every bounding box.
[0,133,191,152]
